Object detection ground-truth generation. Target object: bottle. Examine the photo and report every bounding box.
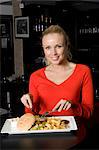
[38,18,41,32]
[33,18,36,32]
[35,18,38,32]
[21,75,25,82]
[41,14,44,32]
[45,16,48,29]
[3,77,7,84]
[7,91,11,111]
[49,17,52,25]
[2,77,12,114]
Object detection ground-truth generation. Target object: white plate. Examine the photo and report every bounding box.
[0,116,78,134]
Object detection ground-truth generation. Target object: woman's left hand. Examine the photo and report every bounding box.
[52,99,72,112]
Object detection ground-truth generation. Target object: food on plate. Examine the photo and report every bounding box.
[17,113,35,131]
[17,113,70,131]
[30,116,70,130]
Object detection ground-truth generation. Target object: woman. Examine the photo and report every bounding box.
[21,25,94,119]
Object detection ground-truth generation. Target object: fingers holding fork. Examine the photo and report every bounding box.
[52,99,72,112]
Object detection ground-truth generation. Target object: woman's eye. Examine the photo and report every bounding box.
[56,45,63,48]
[45,46,50,50]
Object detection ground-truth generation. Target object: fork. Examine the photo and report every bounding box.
[41,110,56,118]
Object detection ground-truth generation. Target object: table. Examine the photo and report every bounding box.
[0,114,87,150]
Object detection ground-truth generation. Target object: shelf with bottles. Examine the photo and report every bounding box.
[77,11,99,33]
[32,14,53,33]
[79,25,99,36]
[76,11,99,48]
[28,14,54,49]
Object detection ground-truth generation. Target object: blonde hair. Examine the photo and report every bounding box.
[42,25,72,65]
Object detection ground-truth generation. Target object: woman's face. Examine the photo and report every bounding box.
[42,33,67,65]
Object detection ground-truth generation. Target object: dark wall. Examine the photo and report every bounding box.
[0,15,14,78]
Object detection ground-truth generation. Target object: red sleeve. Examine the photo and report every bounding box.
[25,73,40,114]
[72,66,94,119]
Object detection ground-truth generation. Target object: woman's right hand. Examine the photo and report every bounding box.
[21,93,33,109]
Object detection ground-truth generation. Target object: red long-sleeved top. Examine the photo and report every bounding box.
[25,64,94,119]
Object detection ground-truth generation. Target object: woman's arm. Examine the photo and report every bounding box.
[25,73,40,114]
[72,67,94,119]
[21,73,40,114]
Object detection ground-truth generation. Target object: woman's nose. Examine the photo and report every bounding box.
[51,47,57,55]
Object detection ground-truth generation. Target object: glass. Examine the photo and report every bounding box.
[96,88,99,99]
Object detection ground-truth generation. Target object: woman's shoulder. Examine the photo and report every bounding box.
[30,67,45,78]
[76,63,91,72]
[77,63,90,69]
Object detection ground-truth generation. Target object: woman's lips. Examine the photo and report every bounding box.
[51,56,59,61]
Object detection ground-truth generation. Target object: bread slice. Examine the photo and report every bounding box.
[17,113,35,131]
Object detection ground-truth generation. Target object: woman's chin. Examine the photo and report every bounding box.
[51,61,60,65]
[50,59,64,65]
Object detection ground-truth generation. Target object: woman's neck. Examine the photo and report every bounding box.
[47,61,70,72]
